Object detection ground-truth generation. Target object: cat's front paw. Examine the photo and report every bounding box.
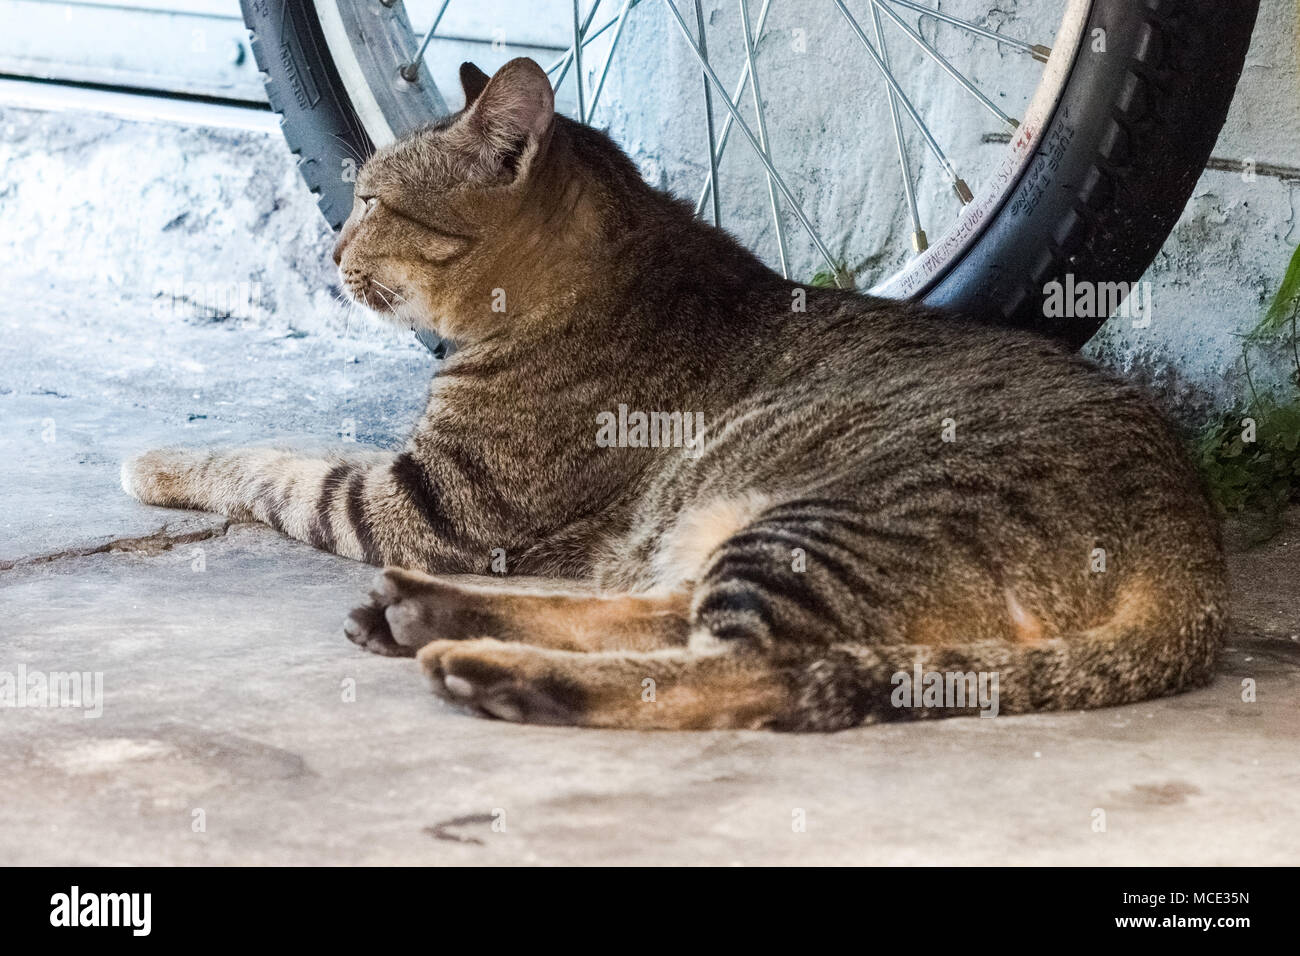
[343,588,416,658]
[120,448,210,508]
[343,567,470,657]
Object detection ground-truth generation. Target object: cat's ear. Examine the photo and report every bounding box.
[459,62,491,108]
[463,57,555,182]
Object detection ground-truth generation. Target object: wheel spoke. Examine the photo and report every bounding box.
[871,0,1018,131]
[400,0,451,83]
[693,0,774,217]
[572,0,591,121]
[549,1,631,83]
[869,0,926,252]
[663,0,847,286]
[739,0,789,276]
[883,0,1051,61]
[551,2,603,89]
[585,0,637,122]
[692,0,723,226]
[832,0,972,206]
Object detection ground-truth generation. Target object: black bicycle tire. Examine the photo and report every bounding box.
[240,0,374,233]
[926,0,1261,348]
[241,0,1259,351]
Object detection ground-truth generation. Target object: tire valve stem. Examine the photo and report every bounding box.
[953,179,974,206]
[912,229,929,253]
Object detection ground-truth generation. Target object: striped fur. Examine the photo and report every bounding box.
[123,58,1227,731]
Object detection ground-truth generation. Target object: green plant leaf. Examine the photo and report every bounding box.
[1257,243,1300,338]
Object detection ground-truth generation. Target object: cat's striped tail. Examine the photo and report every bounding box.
[757,597,1226,731]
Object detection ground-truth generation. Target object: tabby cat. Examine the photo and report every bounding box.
[122,58,1226,731]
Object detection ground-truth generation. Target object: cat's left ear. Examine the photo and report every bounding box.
[459,62,490,107]
[462,57,555,183]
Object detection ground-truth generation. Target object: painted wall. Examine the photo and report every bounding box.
[1085,0,1300,417]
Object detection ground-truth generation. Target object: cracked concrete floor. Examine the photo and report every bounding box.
[2,274,1298,865]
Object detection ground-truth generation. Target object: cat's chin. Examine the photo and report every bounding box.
[365,304,445,341]
[392,308,448,341]
[356,298,407,324]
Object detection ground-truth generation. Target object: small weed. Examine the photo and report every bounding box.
[1195,244,1300,536]
[808,262,854,289]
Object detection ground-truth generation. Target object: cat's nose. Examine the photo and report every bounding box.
[334,218,360,265]
[332,223,355,266]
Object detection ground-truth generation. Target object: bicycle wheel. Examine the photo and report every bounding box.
[240,0,1258,351]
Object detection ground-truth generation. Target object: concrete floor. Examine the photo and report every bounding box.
[2,273,1298,866]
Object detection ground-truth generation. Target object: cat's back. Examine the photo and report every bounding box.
[685,289,1212,534]
[753,290,1167,442]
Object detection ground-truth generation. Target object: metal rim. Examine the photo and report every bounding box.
[313,0,449,145]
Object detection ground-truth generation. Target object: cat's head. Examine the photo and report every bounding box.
[334,57,582,342]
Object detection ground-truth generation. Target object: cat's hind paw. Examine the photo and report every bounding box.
[418,639,582,725]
